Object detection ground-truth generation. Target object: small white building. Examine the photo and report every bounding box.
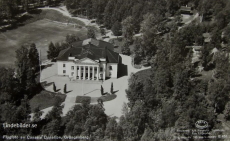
[186,46,203,64]
[56,38,121,81]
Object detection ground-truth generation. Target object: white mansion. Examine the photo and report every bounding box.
[56,38,121,81]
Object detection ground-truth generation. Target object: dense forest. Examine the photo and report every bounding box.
[1,0,230,141]
[64,0,230,140]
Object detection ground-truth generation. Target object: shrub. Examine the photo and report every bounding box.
[53,82,56,92]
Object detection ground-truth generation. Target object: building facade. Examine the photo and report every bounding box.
[56,38,121,81]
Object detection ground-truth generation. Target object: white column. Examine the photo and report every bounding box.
[74,66,77,80]
[103,65,106,80]
[93,66,95,80]
[88,66,90,80]
[83,66,86,80]
[79,66,81,80]
[97,66,99,80]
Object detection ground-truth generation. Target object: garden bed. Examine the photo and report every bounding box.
[99,94,117,102]
[29,90,66,112]
[75,96,91,103]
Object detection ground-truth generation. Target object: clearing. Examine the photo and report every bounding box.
[0,16,87,67]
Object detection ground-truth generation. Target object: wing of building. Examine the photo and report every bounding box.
[56,38,121,81]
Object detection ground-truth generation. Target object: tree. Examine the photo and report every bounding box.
[224,101,230,120]
[23,0,28,12]
[173,69,190,101]
[26,67,37,97]
[133,38,144,64]
[14,96,31,123]
[33,106,43,122]
[121,41,131,56]
[87,28,96,38]
[64,84,67,93]
[15,45,29,89]
[53,82,56,92]
[208,80,230,113]
[103,0,116,28]
[110,82,113,94]
[140,13,164,56]
[122,16,135,43]
[100,28,106,37]
[111,21,122,36]
[101,85,104,95]
[66,34,80,44]
[105,117,118,140]
[45,97,63,121]
[42,119,61,136]
[28,43,39,71]
[47,42,57,60]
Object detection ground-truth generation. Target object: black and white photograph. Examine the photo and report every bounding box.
[0,0,230,140]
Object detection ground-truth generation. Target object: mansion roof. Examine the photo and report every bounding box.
[56,39,119,63]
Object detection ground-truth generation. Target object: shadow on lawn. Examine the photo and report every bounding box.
[65,90,73,94]
[42,81,54,87]
[112,90,119,94]
[55,89,60,92]
[41,63,54,71]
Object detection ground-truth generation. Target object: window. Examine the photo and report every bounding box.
[100,67,103,71]
[109,66,112,70]
[71,66,74,70]
[63,64,66,67]
[71,72,74,76]
[63,70,66,73]
[109,72,112,76]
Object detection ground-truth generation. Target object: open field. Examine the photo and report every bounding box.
[19,9,85,26]
[0,19,87,67]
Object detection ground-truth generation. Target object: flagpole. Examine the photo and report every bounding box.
[82,80,83,95]
[39,49,41,82]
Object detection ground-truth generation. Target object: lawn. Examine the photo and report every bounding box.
[75,96,91,103]
[0,10,87,67]
[29,90,66,112]
[19,9,85,26]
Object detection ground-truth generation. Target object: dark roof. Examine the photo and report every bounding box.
[56,41,119,63]
[82,38,114,50]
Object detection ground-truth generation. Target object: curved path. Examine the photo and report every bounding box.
[39,54,150,119]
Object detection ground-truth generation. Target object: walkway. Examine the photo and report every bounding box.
[36,5,151,119]
[39,54,150,119]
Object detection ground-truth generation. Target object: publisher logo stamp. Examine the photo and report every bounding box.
[195,120,209,129]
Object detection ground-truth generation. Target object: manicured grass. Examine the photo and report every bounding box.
[19,9,85,26]
[77,94,116,104]
[29,90,66,112]
[75,96,91,103]
[0,18,87,67]
[100,93,117,102]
